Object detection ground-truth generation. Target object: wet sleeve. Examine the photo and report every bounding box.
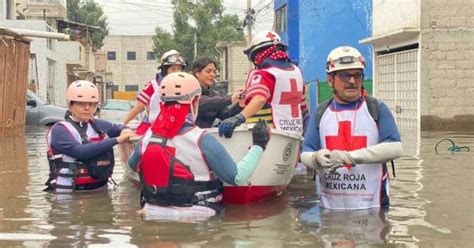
[50,124,119,161]
[302,109,321,152]
[200,133,263,186]
[94,119,126,138]
[128,141,142,172]
[377,102,401,142]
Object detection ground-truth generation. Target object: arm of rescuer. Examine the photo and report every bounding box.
[241,70,275,119]
[51,119,133,161]
[123,81,154,124]
[218,71,274,138]
[300,101,402,169]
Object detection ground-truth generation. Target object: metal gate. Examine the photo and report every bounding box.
[375,49,419,156]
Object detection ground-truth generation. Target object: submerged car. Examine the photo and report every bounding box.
[99,99,141,124]
[26,90,67,126]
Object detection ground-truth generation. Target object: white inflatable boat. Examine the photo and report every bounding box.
[118,124,302,204]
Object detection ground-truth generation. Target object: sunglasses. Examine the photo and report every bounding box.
[334,71,364,82]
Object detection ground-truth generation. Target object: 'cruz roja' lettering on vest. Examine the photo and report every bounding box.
[323,173,367,191]
[324,173,366,181]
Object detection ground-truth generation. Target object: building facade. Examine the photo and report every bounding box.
[360,0,474,136]
[3,20,68,106]
[274,0,373,111]
[102,35,158,99]
[216,41,252,94]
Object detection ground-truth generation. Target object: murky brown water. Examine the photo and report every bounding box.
[0,126,472,247]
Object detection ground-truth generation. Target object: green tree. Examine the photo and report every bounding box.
[152,0,244,66]
[67,0,109,49]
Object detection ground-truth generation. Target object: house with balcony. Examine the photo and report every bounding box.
[1,0,107,106]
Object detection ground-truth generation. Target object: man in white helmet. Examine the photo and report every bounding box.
[123,49,187,135]
[218,31,307,138]
[300,46,402,209]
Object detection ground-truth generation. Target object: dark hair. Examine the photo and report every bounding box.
[191,57,217,76]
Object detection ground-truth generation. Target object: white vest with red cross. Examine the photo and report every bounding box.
[147,79,161,125]
[318,100,387,209]
[259,65,304,135]
[140,127,213,182]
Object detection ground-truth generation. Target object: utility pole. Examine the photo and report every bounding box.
[245,0,253,46]
[194,32,197,59]
[244,0,255,71]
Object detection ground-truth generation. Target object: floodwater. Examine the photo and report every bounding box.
[0,126,472,247]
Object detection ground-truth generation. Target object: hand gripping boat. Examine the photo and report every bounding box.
[118,124,302,204]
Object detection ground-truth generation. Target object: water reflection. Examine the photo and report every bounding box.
[0,128,471,247]
[296,205,391,247]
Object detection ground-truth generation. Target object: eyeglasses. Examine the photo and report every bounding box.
[164,54,186,65]
[335,71,364,82]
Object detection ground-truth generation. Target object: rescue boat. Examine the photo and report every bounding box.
[118,124,302,204]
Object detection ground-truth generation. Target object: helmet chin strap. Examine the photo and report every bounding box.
[190,99,200,122]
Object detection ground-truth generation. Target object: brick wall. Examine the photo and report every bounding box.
[420,0,474,130]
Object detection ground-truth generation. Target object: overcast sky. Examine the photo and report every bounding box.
[94,0,274,36]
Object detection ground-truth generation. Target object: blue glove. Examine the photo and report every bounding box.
[218,113,246,138]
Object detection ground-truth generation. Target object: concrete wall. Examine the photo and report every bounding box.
[103,35,157,91]
[95,51,106,73]
[420,0,474,130]
[2,20,68,107]
[226,42,251,93]
[373,0,420,36]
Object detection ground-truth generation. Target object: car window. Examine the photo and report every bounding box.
[102,101,132,111]
[27,90,46,104]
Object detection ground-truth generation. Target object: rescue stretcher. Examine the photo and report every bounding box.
[118,123,302,204]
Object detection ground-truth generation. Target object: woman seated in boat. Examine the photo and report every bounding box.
[128,72,270,218]
[192,56,244,128]
[46,80,135,193]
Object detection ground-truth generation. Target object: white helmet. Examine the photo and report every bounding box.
[158,49,187,70]
[243,31,287,61]
[326,46,366,73]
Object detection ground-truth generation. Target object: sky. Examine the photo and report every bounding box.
[94,0,274,36]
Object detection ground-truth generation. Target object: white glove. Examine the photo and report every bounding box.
[314,149,333,167]
[348,142,403,164]
[300,149,332,169]
[328,150,356,165]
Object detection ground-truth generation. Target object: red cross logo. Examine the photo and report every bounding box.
[279,79,303,118]
[266,32,276,40]
[326,121,367,151]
